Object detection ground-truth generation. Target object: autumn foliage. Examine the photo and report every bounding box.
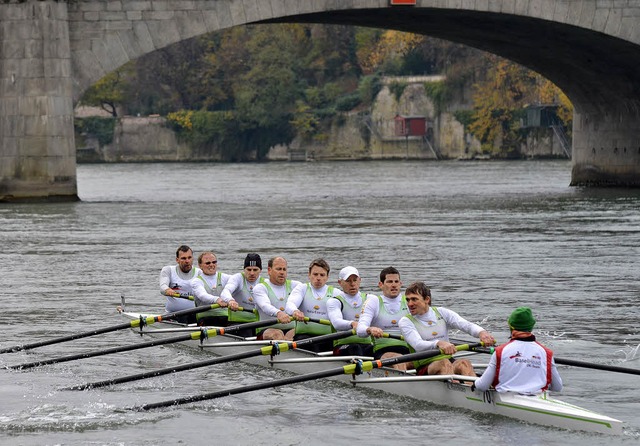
[80,24,572,159]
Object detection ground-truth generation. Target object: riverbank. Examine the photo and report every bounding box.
[76,76,570,163]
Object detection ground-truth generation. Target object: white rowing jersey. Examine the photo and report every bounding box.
[191,271,230,306]
[253,278,301,318]
[399,306,486,352]
[160,265,200,312]
[474,337,563,394]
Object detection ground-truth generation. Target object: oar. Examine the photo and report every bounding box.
[7,316,326,370]
[132,343,481,410]
[170,293,195,300]
[471,346,640,376]
[0,303,222,355]
[65,330,356,390]
[381,333,404,341]
[7,316,277,370]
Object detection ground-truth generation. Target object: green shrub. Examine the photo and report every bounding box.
[74,117,116,146]
[357,74,382,106]
[453,110,474,128]
[335,93,361,111]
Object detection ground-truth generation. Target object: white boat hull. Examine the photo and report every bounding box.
[120,311,623,435]
[352,376,622,435]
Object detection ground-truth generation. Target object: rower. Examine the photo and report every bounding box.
[327,266,373,357]
[190,251,233,326]
[219,253,264,338]
[253,256,302,340]
[398,281,495,376]
[286,258,335,353]
[474,307,562,394]
[356,266,411,370]
[159,245,201,323]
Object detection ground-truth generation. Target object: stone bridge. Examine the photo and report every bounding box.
[2,0,640,201]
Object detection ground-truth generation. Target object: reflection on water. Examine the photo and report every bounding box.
[0,160,639,444]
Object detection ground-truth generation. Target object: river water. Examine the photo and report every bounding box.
[0,160,639,445]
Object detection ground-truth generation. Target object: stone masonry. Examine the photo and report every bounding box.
[2,0,640,201]
[1,1,77,201]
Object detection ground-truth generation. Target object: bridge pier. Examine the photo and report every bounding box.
[0,0,77,202]
[571,109,640,187]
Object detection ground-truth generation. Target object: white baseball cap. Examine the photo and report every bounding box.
[338,266,360,281]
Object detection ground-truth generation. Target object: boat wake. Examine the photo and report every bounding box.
[0,401,164,433]
[616,343,640,363]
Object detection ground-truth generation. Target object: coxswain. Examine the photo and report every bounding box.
[474,307,562,394]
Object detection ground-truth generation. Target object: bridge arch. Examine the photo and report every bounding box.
[72,2,640,113]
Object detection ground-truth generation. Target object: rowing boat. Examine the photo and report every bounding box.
[118,308,623,435]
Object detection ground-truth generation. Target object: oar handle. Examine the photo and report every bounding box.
[206,318,280,337]
[169,293,256,314]
[170,293,195,301]
[169,294,258,316]
[381,333,404,341]
[470,345,494,354]
[301,317,332,326]
[235,306,259,314]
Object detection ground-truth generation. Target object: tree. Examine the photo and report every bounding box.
[469,57,552,154]
[355,29,424,75]
[81,65,133,117]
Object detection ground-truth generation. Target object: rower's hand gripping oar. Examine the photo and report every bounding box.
[0,303,222,355]
[471,345,640,376]
[65,329,356,390]
[6,315,279,370]
[169,293,259,317]
[131,343,481,411]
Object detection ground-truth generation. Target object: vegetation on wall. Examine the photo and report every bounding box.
[388,81,408,102]
[74,117,116,146]
[423,80,450,115]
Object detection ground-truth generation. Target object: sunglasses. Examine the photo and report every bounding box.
[203,260,218,265]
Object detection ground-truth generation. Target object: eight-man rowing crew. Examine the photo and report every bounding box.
[160,245,563,395]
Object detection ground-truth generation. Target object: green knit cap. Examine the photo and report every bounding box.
[508,307,536,331]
